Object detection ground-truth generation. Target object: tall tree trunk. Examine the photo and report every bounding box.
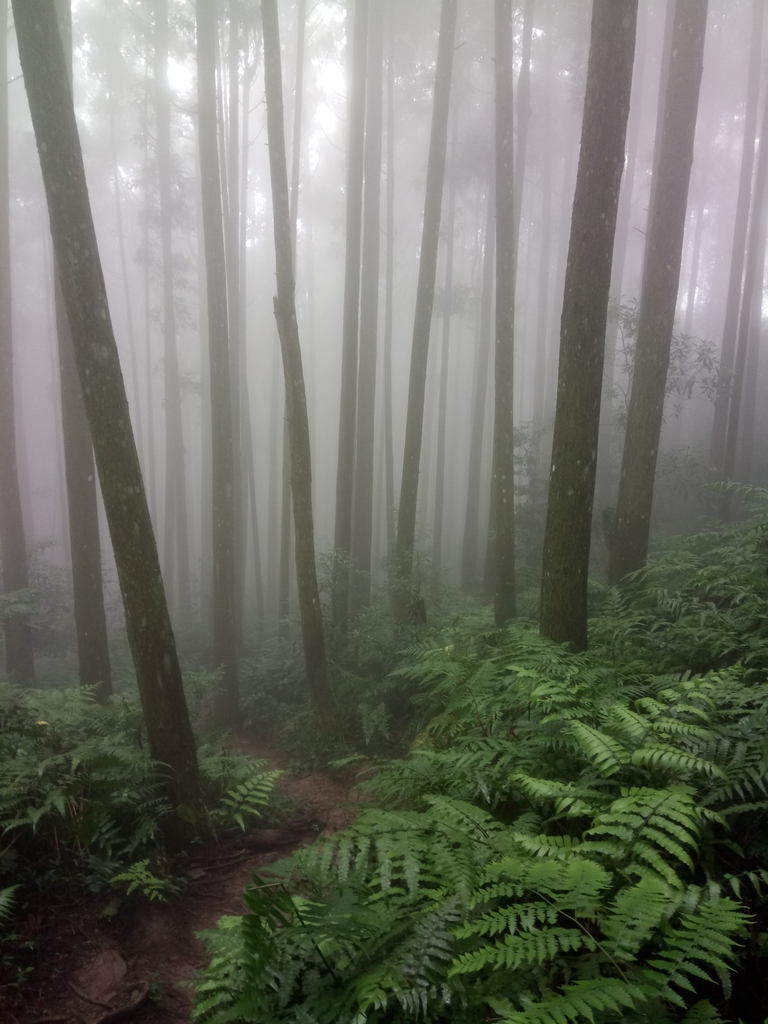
[392,0,457,622]
[461,183,494,591]
[737,213,767,486]
[54,0,112,699]
[432,106,458,598]
[155,0,191,622]
[239,54,264,625]
[351,0,384,613]
[383,9,396,562]
[109,101,143,466]
[709,0,763,474]
[492,0,516,626]
[261,0,335,727]
[540,0,638,650]
[513,0,534,253]
[226,0,244,648]
[197,0,239,724]
[594,0,647,509]
[609,0,708,583]
[14,0,201,828]
[721,75,768,515]
[528,0,553,510]
[142,60,158,524]
[332,0,368,629]
[0,0,34,684]
[277,0,307,642]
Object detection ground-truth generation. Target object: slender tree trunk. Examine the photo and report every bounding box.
[0,0,34,684]
[155,0,191,622]
[642,0,675,276]
[239,56,264,625]
[226,0,244,648]
[392,0,457,622]
[277,0,307,642]
[261,0,335,726]
[609,0,708,583]
[683,194,705,337]
[461,184,494,591]
[142,63,157,524]
[351,0,384,613]
[709,0,763,474]
[383,10,396,561]
[738,232,766,485]
[14,0,201,827]
[721,75,768,515]
[528,1,553,510]
[333,0,368,628]
[513,0,534,254]
[54,0,112,699]
[432,106,458,598]
[197,0,239,724]
[108,91,144,465]
[492,0,516,626]
[540,0,638,650]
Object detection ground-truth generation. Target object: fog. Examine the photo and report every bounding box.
[1,0,763,677]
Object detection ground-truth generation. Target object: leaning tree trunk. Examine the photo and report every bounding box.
[0,0,34,684]
[197,0,239,724]
[609,0,708,584]
[261,0,335,727]
[492,0,516,626]
[351,0,384,614]
[539,0,638,651]
[332,0,368,629]
[14,0,201,827]
[709,0,763,475]
[392,0,457,622]
[53,0,112,701]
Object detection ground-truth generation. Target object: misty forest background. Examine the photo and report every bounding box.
[5,0,768,1022]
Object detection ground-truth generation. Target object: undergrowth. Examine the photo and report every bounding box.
[193,502,768,1024]
[0,685,279,899]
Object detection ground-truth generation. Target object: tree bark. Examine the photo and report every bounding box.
[492,0,516,626]
[14,0,201,826]
[332,0,368,629]
[261,0,335,726]
[392,0,457,622]
[709,0,763,475]
[351,0,384,613]
[197,0,239,723]
[0,0,34,684]
[540,0,638,650]
[609,0,707,583]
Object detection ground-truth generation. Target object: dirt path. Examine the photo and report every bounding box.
[5,740,364,1024]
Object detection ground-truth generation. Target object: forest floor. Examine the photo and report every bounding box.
[3,736,366,1024]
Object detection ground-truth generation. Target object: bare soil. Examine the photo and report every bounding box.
[2,737,365,1024]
